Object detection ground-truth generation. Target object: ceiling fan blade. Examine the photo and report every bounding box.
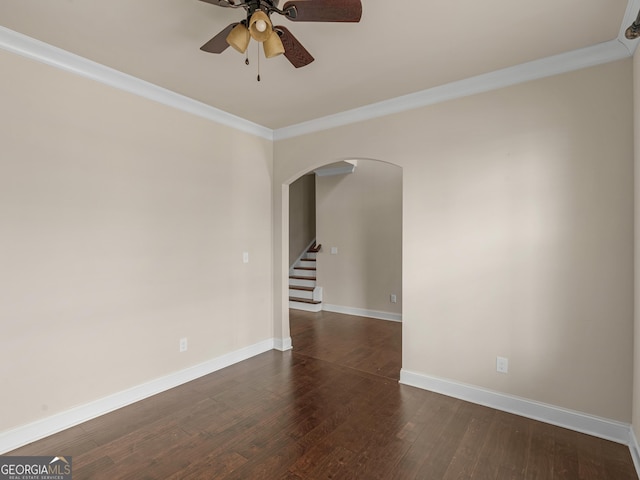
[199,0,237,7]
[282,0,362,22]
[275,26,314,68]
[200,23,238,53]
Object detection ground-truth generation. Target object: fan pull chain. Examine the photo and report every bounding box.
[245,51,249,65]
[257,43,261,82]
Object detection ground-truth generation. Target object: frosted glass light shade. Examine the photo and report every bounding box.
[264,30,285,58]
[249,11,272,42]
[226,23,250,53]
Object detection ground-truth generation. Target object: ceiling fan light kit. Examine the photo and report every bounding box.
[249,10,272,42]
[264,30,285,57]
[226,22,250,52]
[199,0,362,70]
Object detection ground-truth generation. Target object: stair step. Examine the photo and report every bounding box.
[289,289,313,300]
[289,297,322,305]
[292,268,316,277]
[290,242,321,310]
[290,275,317,281]
[290,278,316,288]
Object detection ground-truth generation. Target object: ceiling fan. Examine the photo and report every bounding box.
[199,0,362,68]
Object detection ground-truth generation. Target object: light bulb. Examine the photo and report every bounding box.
[256,19,267,32]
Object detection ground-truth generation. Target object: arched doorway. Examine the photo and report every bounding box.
[280,158,403,377]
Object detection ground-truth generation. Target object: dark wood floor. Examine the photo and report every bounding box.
[8,310,637,479]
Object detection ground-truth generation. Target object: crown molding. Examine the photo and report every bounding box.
[2,0,639,144]
[273,39,632,140]
[0,26,273,140]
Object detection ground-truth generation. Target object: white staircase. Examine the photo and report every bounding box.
[289,244,322,312]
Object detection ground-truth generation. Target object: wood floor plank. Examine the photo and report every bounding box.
[441,403,497,479]
[289,439,350,478]
[469,410,515,479]
[278,472,305,480]
[289,309,402,380]
[496,412,532,479]
[219,440,305,480]
[6,310,637,479]
[523,419,556,479]
[553,427,580,479]
[601,436,638,480]
[71,455,116,479]
[177,451,248,480]
[343,432,411,480]
[300,445,357,480]
[8,424,98,457]
[391,397,464,479]
[414,399,477,478]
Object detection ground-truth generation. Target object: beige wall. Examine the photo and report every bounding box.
[274,59,634,421]
[316,161,402,314]
[0,50,273,432]
[288,174,316,266]
[2,38,634,438]
[633,48,640,441]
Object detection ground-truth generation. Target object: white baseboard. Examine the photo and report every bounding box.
[630,428,640,477]
[323,304,402,322]
[274,336,292,351]
[0,338,276,454]
[400,369,631,446]
[290,301,323,312]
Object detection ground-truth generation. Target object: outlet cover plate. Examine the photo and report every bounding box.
[496,356,508,374]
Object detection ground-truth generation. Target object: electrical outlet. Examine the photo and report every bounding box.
[243,252,249,263]
[330,247,338,255]
[390,294,397,303]
[496,356,508,374]
[179,338,188,353]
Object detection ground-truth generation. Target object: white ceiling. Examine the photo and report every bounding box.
[0,1,637,130]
